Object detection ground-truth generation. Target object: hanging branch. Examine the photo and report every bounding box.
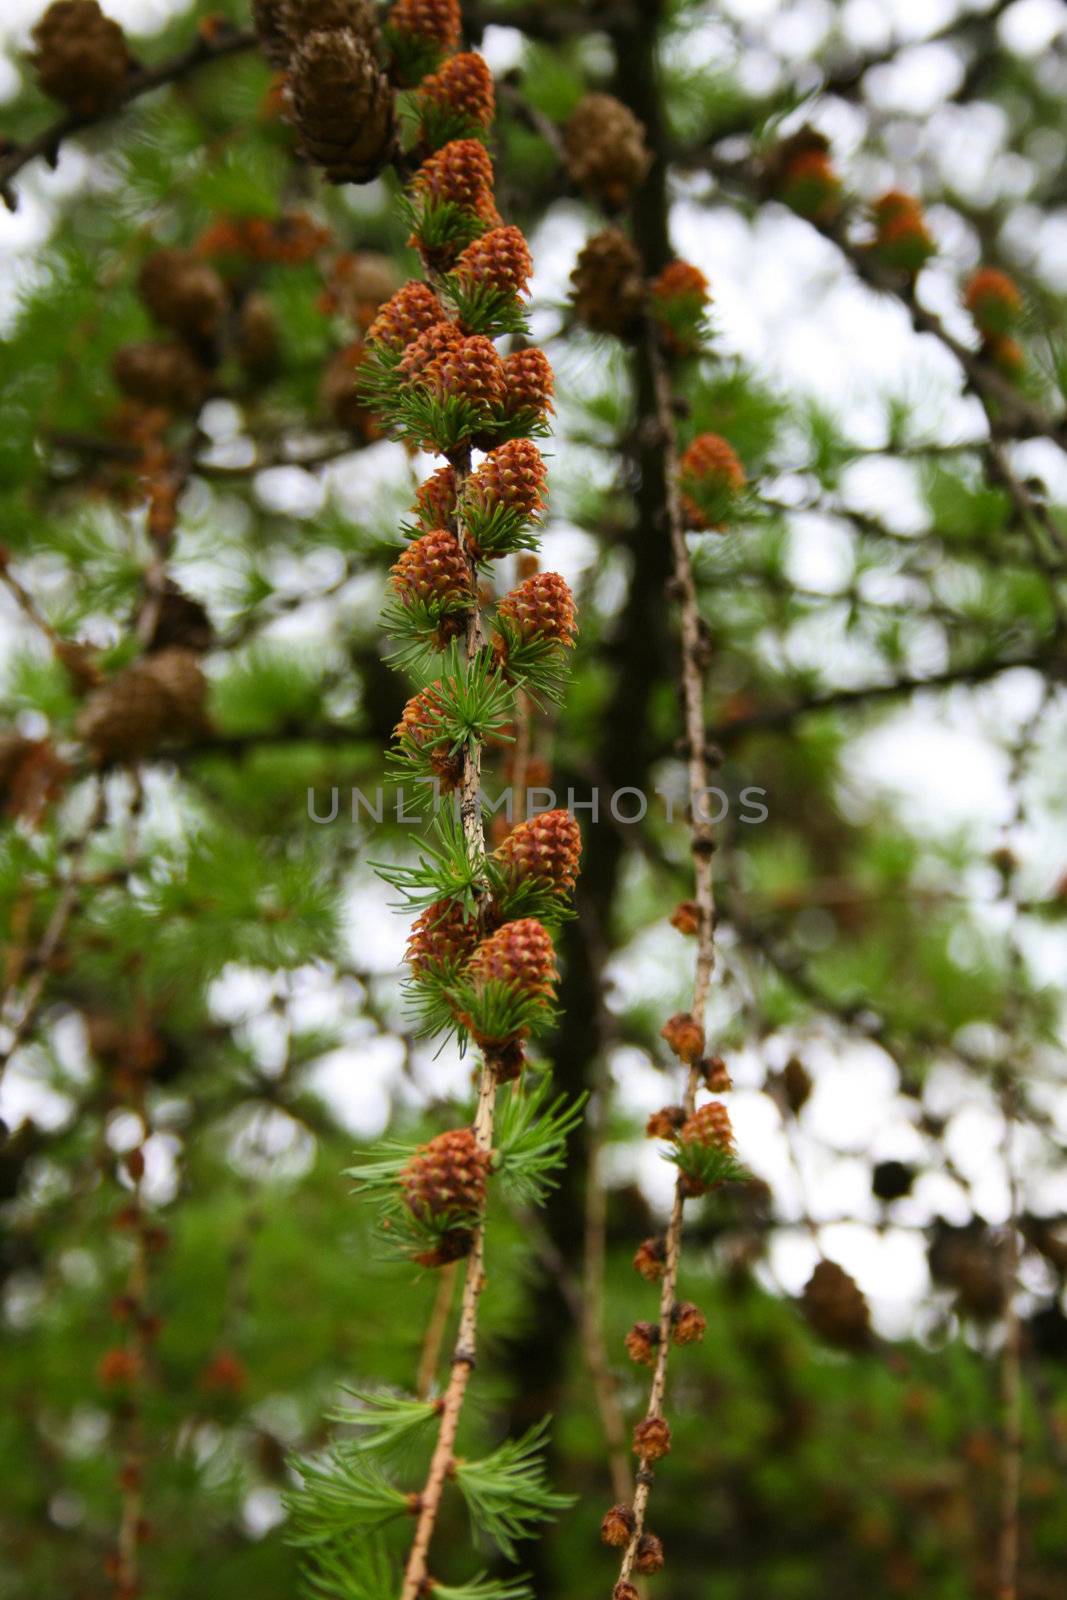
[0,20,256,210]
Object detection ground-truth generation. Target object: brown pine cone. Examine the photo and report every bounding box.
[671,1301,707,1345]
[570,228,645,336]
[801,1258,871,1350]
[464,439,548,523]
[146,580,214,655]
[614,1585,640,1600]
[402,1127,490,1228]
[413,464,457,529]
[388,0,461,54]
[661,1011,705,1064]
[139,648,209,736]
[405,898,479,977]
[319,342,380,437]
[466,917,556,999]
[138,249,227,344]
[634,1533,665,1575]
[452,225,533,299]
[284,0,380,50]
[389,529,473,642]
[393,681,463,790]
[112,342,207,412]
[633,1416,671,1461]
[502,347,554,421]
[670,899,700,936]
[77,648,207,760]
[633,1236,666,1283]
[417,50,495,135]
[600,1503,635,1547]
[398,320,464,384]
[495,571,575,651]
[563,94,651,207]
[677,432,746,530]
[252,0,291,67]
[367,281,446,352]
[780,1055,812,1113]
[493,808,582,895]
[288,28,396,185]
[624,1321,659,1366]
[31,0,130,116]
[646,1105,686,1140]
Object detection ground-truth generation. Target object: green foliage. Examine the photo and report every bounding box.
[453,1420,575,1560]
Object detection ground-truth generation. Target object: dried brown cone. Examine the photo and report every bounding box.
[417,50,495,134]
[389,529,473,642]
[646,1105,686,1140]
[320,342,380,437]
[466,917,557,1000]
[112,342,207,412]
[493,808,582,895]
[398,320,464,384]
[452,225,533,299]
[284,0,381,50]
[252,0,292,67]
[633,1236,666,1283]
[570,228,646,337]
[624,1320,660,1367]
[288,28,396,185]
[393,681,463,789]
[502,347,554,421]
[465,439,548,523]
[671,1300,707,1345]
[633,1416,671,1462]
[661,1011,705,1065]
[781,1055,813,1114]
[678,431,746,530]
[77,648,207,761]
[402,1127,491,1229]
[405,897,479,977]
[424,334,506,410]
[413,464,457,529]
[367,281,446,353]
[389,0,461,54]
[146,582,214,655]
[600,1503,635,1548]
[31,0,130,116]
[670,899,700,936]
[563,94,651,207]
[137,248,228,348]
[634,1532,665,1575]
[236,292,280,378]
[613,1585,640,1600]
[801,1258,871,1350]
[496,571,575,650]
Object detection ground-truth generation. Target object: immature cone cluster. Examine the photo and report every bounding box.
[288,27,395,184]
[495,571,576,658]
[633,1236,666,1283]
[871,190,935,274]
[394,682,463,789]
[570,229,646,337]
[625,1320,660,1367]
[417,50,495,134]
[413,464,457,528]
[405,898,479,977]
[31,0,130,116]
[678,431,746,530]
[410,137,500,265]
[494,808,582,895]
[402,1128,491,1266]
[466,917,556,1003]
[77,648,209,761]
[676,1100,736,1195]
[964,267,1024,377]
[766,126,842,221]
[563,94,651,207]
[601,1503,635,1547]
[424,333,505,408]
[801,1259,871,1350]
[651,260,711,355]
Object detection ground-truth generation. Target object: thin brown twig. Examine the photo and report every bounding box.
[416,1262,458,1401]
[616,321,720,1589]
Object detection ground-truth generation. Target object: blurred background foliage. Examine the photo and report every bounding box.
[2,0,1067,1596]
